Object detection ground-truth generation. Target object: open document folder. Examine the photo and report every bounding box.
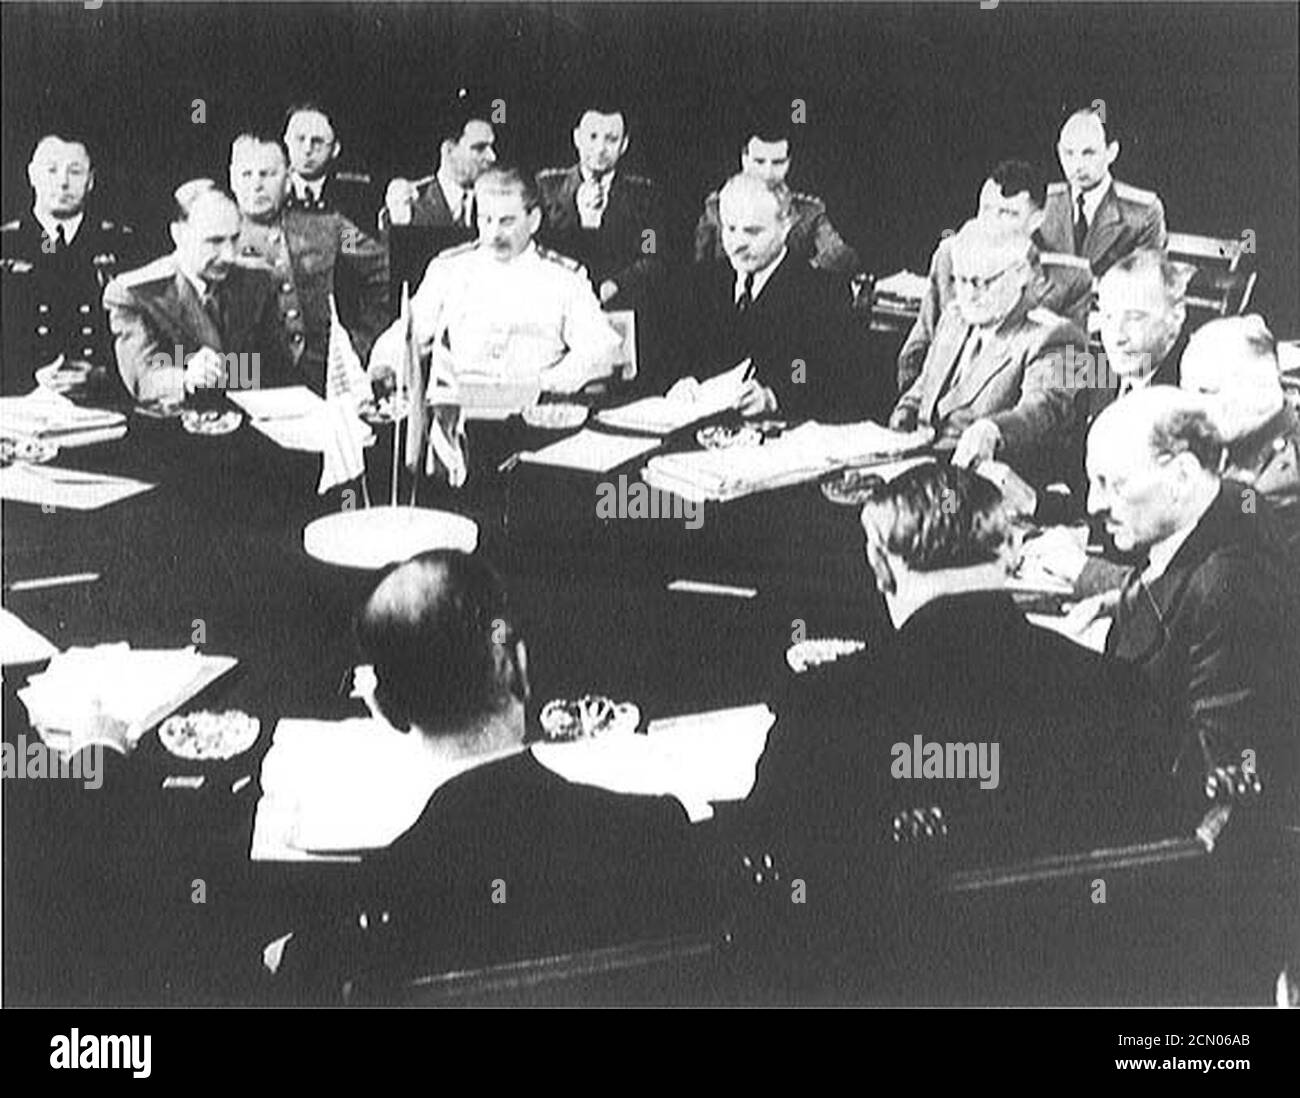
[642,421,935,502]
[594,358,753,435]
[0,387,127,447]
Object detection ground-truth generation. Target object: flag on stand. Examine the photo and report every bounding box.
[400,283,468,490]
[317,295,374,495]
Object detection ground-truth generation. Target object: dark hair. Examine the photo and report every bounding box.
[1149,405,1225,472]
[988,158,1048,211]
[433,93,494,149]
[573,100,628,130]
[860,463,1011,572]
[475,164,540,212]
[172,178,236,222]
[230,131,290,168]
[356,551,515,733]
[31,133,94,168]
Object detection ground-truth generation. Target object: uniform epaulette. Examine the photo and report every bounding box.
[1027,306,1068,326]
[1046,181,1069,195]
[115,255,177,286]
[620,172,655,188]
[99,219,132,233]
[536,166,571,179]
[1037,250,1092,270]
[536,245,583,272]
[791,191,825,210]
[0,219,20,232]
[335,170,372,185]
[434,240,478,260]
[1114,181,1159,205]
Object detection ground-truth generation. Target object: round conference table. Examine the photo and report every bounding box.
[2,401,892,1005]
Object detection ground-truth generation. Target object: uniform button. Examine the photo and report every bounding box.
[36,325,50,336]
[81,326,93,335]
[285,308,299,319]
[79,304,92,314]
[281,282,293,293]
[38,304,50,314]
[291,332,304,343]
[83,348,95,357]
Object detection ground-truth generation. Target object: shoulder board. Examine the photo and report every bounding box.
[116,255,177,286]
[536,166,572,179]
[1046,181,1069,195]
[791,191,825,210]
[334,170,372,185]
[434,240,478,260]
[704,190,721,206]
[1114,181,1159,204]
[535,246,583,272]
[1027,306,1068,325]
[619,172,655,188]
[0,219,20,232]
[1037,251,1092,270]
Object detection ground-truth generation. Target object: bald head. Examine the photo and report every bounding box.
[718,172,794,274]
[1180,315,1285,441]
[949,218,1032,326]
[1087,388,1223,553]
[1057,108,1118,193]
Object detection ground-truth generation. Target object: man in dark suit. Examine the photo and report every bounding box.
[535,104,666,312]
[1,134,140,397]
[1076,388,1299,812]
[1039,108,1167,279]
[379,103,497,234]
[230,133,389,395]
[661,173,880,423]
[891,220,1088,481]
[749,462,1168,873]
[280,551,709,991]
[103,180,290,404]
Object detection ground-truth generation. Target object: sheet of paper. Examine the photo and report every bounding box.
[595,359,751,435]
[0,464,156,511]
[0,607,59,666]
[227,386,325,421]
[517,429,661,473]
[1026,613,1112,654]
[0,387,126,439]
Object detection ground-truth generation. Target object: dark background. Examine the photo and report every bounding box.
[3,1,1297,331]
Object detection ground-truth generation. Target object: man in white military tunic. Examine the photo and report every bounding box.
[369,166,620,398]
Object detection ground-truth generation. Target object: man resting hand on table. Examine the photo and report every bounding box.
[367,166,620,399]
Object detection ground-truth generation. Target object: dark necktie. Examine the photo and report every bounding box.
[1111,561,1162,661]
[55,224,68,254]
[200,287,222,334]
[1073,193,1088,255]
[737,271,755,313]
[460,192,473,229]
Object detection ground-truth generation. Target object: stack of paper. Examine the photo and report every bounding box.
[0,607,59,666]
[642,421,934,502]
[532,703,777,823]
[0,463,155,511]
[229,386,374,454]
[595,359,752,435]
[0,388,127,447]
[517,429,662,473]
[873,270,929,309]
[17,643,237,756]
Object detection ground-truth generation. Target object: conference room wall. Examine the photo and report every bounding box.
[3,2,1295,332]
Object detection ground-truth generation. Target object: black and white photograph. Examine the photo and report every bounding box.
[1,0,1297,1061]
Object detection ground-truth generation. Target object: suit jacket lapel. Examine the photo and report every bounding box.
[1042,191,1075,257]
[173,268,223,352]
[935,324,1016,419]
[918,307,968,421]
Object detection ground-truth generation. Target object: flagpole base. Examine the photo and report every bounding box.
[303,506,478,570]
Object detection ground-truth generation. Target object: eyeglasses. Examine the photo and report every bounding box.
[954,260,1024,293]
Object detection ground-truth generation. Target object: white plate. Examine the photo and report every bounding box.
[521,403,589,430]
[158,709,260,760]
[539,696,640,741]
[303,505,478,570]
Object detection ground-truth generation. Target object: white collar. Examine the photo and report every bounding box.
[734,246,788,304]
[437,166,470,214]
[176,262,214,303]
[580,166,616,190]
[34,209,85,246]
[291,173,323,201]
[1072,173,1113,223]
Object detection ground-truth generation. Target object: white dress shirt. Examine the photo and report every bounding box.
[1071,172,1114,229]
[734,246,788,305]
[34,209,85,247]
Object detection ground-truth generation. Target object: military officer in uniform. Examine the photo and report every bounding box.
[535,105,666,312]
[282,103,375,228]
[898,159,1095,394]
[1039,108,1167,278]
[1,134,139,397]
[229,133,389,395]
[379,103,497,233]
[104,180,289,404]
[368,166,620,397]
[694,121,858,274]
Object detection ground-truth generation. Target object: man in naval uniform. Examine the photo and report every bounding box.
[367,166,620,398]
[694,121,858,274]
[1039,108,1167,279]
[1,134,139,397]
[535,105,666,312]
[282,103,375,229]
[103,181,289,404]
[229,133,389,395]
